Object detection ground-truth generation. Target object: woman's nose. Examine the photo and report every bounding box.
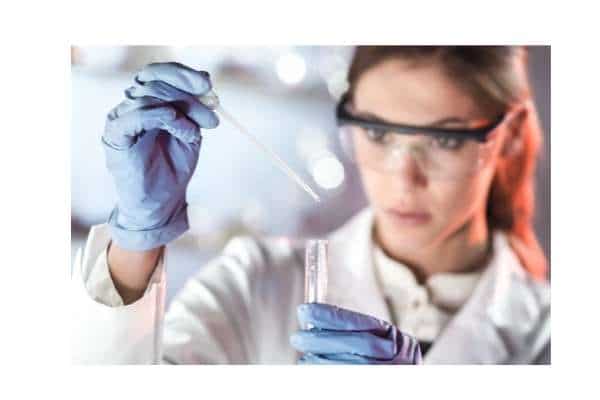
[385,146,428,188]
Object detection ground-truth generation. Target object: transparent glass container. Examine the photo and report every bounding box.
[304,239,329,304]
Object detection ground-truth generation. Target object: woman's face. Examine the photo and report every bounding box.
[353,59,508,250]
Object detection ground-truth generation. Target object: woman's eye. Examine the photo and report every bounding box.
[431,136,465,150]
[364,128,388,143]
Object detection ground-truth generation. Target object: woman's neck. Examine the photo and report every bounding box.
[374,211,491,284]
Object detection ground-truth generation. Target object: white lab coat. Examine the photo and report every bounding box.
[71,208,550,364]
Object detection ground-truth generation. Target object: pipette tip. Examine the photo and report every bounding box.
[307,189,321,203]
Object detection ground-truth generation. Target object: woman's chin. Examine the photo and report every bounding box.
[376,216,439,249]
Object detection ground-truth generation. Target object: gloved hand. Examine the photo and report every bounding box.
[290,303,422,364]
[102,62,219,251]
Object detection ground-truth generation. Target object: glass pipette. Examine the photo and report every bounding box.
[197,89,321,203]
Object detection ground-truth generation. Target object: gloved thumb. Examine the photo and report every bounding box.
[297,303,391,335]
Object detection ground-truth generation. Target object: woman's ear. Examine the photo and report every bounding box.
[500,107,527,158]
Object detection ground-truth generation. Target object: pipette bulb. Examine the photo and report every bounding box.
[198,89,220,110]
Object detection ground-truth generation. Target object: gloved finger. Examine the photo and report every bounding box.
[290,330,396,359]
[297,303,391,335]
[393,329,423,364]
[126,80,219,129]
[297,352,368,365]
[135,62,212,96]
[104,106,199,148]
[325,352,418,364]
[297,353,338,365]
[299,351,419,365]
[302,352,373,364]
[109,96,164,120]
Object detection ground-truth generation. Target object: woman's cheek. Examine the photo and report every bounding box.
[432,176,489,232]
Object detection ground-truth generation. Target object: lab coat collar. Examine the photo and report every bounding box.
[326,209,391,322]
[326,208,550,364]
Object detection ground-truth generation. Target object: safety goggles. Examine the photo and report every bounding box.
[336,93,509,180]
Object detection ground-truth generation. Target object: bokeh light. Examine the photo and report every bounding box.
[311,153,345,190]
[276,51,307,85]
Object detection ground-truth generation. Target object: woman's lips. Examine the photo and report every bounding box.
[384,208,432,226]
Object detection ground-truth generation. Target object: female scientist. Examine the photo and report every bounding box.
[71,46,550,364]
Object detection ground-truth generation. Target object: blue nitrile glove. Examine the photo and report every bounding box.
[290,303,422,364]
[102,62,219,251]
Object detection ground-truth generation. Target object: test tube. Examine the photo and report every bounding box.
[304,239,329,329]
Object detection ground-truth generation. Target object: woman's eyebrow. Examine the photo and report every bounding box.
[427,117,470,127]
[354,109,470,127]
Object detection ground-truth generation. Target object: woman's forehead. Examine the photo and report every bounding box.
[353,59,486,126]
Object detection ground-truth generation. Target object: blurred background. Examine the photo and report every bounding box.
[71,46,550,304]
